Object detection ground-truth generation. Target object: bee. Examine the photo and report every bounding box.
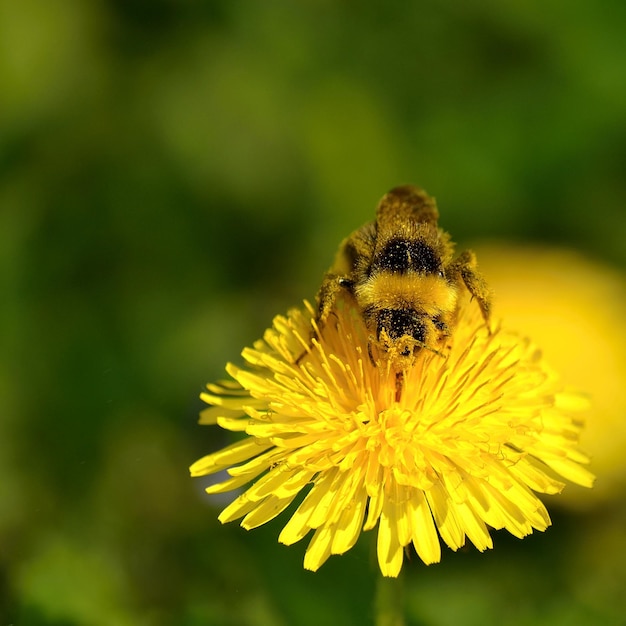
[316,185,492,370]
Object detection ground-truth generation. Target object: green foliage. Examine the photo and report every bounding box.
[1,1,625,623]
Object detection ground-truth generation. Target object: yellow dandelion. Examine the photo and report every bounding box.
[190,292,594,577]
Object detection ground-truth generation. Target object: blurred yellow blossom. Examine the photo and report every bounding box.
[477,244,626,508]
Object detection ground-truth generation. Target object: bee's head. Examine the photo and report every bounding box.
[372,308,448,370]
[371,309,425,369]
[377,309,425,348]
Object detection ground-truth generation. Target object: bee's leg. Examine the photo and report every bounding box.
[316,273,354,328]
[295,274,354,366]
[449,250,492,325]
[366,340,378,367]
[395,371,404,402]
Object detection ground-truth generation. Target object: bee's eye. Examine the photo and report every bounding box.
[432,316,447,331]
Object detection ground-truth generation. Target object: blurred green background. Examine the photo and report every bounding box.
[2,1,625,624]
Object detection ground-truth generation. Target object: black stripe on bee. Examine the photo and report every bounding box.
[375,239,441,274]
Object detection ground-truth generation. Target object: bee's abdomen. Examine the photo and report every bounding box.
[374,238,441,274]
[356,272,458,316]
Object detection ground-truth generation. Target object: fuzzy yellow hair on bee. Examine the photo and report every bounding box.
[316,185,492,370]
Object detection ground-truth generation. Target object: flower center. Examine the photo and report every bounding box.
[367,406,418,465]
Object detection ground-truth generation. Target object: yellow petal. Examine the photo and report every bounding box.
[241,495,296,530]
[377,498,404,578]
[409,491,441,565]
[331,487,367,554]
[303,526,332,572]
[189,438,273,477]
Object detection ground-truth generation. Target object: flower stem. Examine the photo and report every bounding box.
[375,571,405,626]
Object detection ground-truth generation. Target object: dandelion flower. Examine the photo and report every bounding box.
[190,290,593,577]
